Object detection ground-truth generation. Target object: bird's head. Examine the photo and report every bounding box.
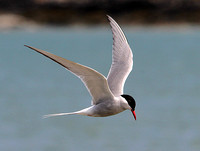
[121,94,136,120]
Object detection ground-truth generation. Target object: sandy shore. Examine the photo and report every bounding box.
[0,13,199,30]
[0,14,37,29]
[1,0,200,29]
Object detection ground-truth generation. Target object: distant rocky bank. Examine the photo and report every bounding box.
[0,0,200,27]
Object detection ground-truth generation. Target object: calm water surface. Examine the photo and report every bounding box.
[0,26,200,151]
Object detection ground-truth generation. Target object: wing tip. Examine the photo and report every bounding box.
[107,15,114,23]
[24,44,30,48]
[106,14,111,19]
[24,44,34,50]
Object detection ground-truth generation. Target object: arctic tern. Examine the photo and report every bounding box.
[25,15,136,120]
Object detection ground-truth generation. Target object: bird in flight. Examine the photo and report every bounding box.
[25,15,136,120]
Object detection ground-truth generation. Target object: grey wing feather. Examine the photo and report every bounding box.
[25,45,114,105]
[107,16,133,97]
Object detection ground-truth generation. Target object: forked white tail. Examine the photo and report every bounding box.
[43,106,94,118]
[43,112,78,118]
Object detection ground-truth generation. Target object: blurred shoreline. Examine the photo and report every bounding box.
[0,0,200,29]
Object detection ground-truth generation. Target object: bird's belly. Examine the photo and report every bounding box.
[89,103,126,117]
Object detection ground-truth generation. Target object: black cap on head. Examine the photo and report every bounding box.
[121,94,136,110]
[121,94,136,120]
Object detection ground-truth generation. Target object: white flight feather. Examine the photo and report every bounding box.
[107,15,133,97]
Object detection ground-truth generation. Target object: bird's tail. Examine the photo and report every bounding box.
[43,112,78,118]
[43,106,93,118]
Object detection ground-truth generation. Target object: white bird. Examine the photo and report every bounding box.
[25,15,136,120]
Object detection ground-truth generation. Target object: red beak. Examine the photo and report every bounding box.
[131,109,136,120]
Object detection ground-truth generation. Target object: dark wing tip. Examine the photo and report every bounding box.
[24,45,33,50]
[24,45,42,54]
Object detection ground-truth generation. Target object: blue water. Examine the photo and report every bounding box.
[0,26,200,151]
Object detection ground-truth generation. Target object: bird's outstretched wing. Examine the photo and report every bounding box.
[25,45,114,105]
[107,15,133,97]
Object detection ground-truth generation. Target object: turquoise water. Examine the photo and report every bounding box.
[0,26,200,151]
